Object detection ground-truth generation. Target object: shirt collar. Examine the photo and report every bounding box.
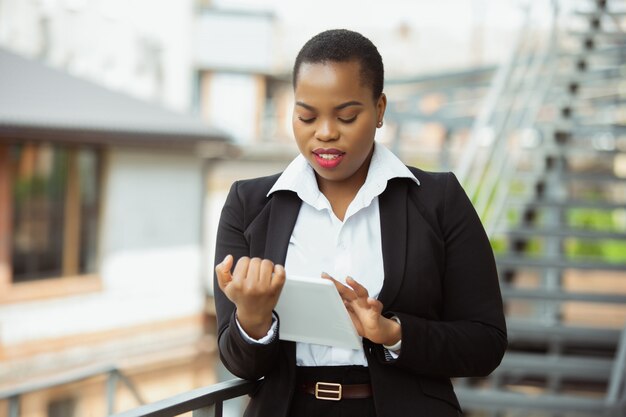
[267,142,419,215]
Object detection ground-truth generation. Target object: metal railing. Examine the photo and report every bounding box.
[110,379,257,417]
[0,364,144,417]
[455,0,562,236]
[0,363,256,417]
[456,323,626,416]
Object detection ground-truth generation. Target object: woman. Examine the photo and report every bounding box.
[214,29,507,417]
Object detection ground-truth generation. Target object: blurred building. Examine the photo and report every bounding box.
[0,47,232,416]
[0,0,196,113]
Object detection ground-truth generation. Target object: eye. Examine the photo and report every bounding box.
[338,115,357,124]
[298,116,316,123]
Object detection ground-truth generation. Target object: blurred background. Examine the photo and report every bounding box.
[0,0,625,416]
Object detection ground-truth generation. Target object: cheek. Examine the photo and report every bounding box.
[291,124,308,151]
[350,125,377,157]
[351,121,376,142]
[291,118,301,137]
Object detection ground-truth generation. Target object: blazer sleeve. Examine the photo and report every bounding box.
[213,181,282,380]
[377,173,507,378]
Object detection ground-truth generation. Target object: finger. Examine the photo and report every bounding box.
[232,256,250,282]
[344,300,358,315]
[322,272,357,301]
[246,258,262,286]
[345,276,369,298]
[321,271,334,281]
[259,259,275,286]
[270,264,286,292]
[216,254,233,277]
[215,254,234,290]
[367,297,384,314]
[344,306,364,336]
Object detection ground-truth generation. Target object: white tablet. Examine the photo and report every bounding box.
[274,275,362,350]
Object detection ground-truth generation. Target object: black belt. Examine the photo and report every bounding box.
[299,381,373,401]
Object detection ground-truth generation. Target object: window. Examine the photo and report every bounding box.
[47,397,77,417]
[0,142,101,285]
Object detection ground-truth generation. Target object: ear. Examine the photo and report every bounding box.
[376,93,387,123]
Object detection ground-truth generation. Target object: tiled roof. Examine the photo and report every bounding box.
[0,48,231,150]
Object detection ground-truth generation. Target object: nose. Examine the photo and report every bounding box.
[315,119,338,141]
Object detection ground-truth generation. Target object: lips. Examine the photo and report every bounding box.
[312,148,345,169]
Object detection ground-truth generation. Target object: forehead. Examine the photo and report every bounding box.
[294,61,371,101]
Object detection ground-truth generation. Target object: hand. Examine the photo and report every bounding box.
[322,273,401,346]
[216,255,286,339]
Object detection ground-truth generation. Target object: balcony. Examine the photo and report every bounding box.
[0,365,256,417]
[110,379,257,417]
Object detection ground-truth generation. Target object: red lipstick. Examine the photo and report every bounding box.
[312,148,345,169]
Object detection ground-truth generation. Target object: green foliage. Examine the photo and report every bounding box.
[566,209,626,263]
[490,237,507,254]
[13,175,47,203]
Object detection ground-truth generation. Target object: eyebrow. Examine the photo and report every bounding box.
[295,100,364,111]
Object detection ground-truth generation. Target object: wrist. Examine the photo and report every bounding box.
[236,309,273,339]
[381,316,401,347]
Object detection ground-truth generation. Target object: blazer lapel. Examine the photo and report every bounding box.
[377,179,408,308]
[264,190,301,367]
[264,190,302,266]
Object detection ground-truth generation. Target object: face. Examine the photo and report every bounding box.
[292,60,386,191]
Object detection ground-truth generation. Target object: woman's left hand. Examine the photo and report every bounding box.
[322,273,401,347]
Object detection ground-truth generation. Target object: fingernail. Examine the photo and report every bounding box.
[221,254,230,265]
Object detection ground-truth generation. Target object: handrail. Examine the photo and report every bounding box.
[483,11,560,236]
[109,378,258,417]
[0,364,144,417]
[455,0,562,235]
[481,2,561,236]
[455,2,531,187]
[0,364,117,399]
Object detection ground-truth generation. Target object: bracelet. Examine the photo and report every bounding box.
[382,316,402,351]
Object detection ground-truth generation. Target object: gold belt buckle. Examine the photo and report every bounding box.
[315,382,342,401]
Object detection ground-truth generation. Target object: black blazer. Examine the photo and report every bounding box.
[214,167,507,417]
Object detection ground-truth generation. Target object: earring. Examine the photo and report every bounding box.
[377,121,383,128]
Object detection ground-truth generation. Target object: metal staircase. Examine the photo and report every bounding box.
[452,0,626,415]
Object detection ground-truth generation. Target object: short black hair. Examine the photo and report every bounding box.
[293,29,384,100]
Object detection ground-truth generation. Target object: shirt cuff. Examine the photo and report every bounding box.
[235,312,278,344]
[384,348,400,360]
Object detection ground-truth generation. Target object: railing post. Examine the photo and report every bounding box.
[117,370,146,406]
[192,402,223,417]
[8,395,19,417]
[107,369,120,415]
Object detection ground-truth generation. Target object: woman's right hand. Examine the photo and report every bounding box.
[215,255,286,339]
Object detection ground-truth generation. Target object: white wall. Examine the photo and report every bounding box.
[203,72,261,143]
[99,148,207,329]
[194,10,275,73]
